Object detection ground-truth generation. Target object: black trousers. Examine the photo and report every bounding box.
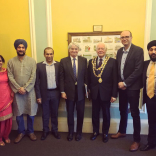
[42,90,60,133]
[65,86,85,134]
[146,95,156,146]
[92,92,111,134]
[118,89,141,142]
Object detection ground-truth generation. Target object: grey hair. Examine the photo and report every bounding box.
[68,42,81,51]
[96,42,107,51]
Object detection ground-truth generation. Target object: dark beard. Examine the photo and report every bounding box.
[150,54,156,62]
[17,51,25,56]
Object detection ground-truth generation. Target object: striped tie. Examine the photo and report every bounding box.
[73,58,76,82]
[147,62,155,99]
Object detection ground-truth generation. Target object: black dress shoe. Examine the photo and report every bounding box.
[75,133,82,141]
[41,132,49,140]
[67,133,73,141]
[140,144,156,151]
[103,134,108,143]
[90,132,99,140]
[52,132,61,139]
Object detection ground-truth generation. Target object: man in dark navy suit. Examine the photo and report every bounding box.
[111,30,144,152]
[88,42,118,143]
[60,42,87,141]
[35,47,60,140]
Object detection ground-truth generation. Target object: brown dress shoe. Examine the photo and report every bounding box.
[28,133,37,141]
[14,133,25,144]
[129,142,140,152]
[111,132,126,139]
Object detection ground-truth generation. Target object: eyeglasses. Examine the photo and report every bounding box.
[120,36,130,40]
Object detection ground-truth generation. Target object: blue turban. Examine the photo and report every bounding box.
[147,40,156,51]
[14,39,28,50]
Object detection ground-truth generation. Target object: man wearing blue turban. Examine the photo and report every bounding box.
[7,39,38,144]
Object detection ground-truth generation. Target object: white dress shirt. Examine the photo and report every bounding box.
[43,60,57,89]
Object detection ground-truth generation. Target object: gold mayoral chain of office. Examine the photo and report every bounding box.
[92,56,110,83]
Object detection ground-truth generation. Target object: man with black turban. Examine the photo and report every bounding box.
[140,40,156,151]
[7,39,38,144]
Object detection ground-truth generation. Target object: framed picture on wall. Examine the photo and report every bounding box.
[68,31,122,61]
[93,25,103,32]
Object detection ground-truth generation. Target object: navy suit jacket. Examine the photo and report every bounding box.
[59,56,88,101]
[35,61,60,102]
[88,57,118,101]
[116,44,144,90]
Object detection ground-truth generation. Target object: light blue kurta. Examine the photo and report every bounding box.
[7,55,38,116]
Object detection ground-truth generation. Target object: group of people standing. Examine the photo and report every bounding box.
[0,30,156,152]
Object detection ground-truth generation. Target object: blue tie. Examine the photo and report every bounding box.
[73,58,76,82]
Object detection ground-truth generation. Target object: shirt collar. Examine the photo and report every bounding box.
[150,60,156,64]
[98,56,105,61]
[43,60,56,65]
[70,56,78,60]
[123,44,131,53]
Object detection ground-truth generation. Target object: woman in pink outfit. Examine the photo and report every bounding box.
[0,55,14,146]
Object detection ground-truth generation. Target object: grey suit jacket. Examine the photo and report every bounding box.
[59,56,88,101]
[35,61,60,102]
[116,44,144,90]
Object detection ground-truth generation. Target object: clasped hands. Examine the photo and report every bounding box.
[118,82,126,90]
[18,87,26,95]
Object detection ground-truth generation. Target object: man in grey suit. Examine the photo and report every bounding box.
[111,30,144,152]
[60,42,88,141]
[35,47,60,140]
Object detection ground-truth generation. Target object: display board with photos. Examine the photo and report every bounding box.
[68,32,123,61]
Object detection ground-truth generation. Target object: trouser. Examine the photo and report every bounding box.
[0,118,12,141]
[146,95,156,146]
[42,90,60,132]
[66,99,85,134]
[16,114,35,134]
[118,89,141,142]
[92,92,111,134]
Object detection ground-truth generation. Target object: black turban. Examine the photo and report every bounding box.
[147,40,156,51]
[14,39,28,50]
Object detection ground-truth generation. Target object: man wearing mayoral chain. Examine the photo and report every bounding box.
[88,42,117,143]
[111,30,144,152]
[7,39,38,143]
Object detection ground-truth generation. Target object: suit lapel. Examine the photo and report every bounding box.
[143,60,150,86]
[41,63,48,87]
[54,62,58,75]
[101,57,110,77]
[77,56,82,81]
[117,49,123,73]
[66,57,75,81]
[124,44,134,68]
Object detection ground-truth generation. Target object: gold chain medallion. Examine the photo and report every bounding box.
[92,56,110,83]
[98,78,103,83]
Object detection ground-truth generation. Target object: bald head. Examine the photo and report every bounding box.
[120,30,132,49]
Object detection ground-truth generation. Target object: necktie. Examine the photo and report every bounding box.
[98,59,102,68]
[147,62,155,99]
[73,58,76,81]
